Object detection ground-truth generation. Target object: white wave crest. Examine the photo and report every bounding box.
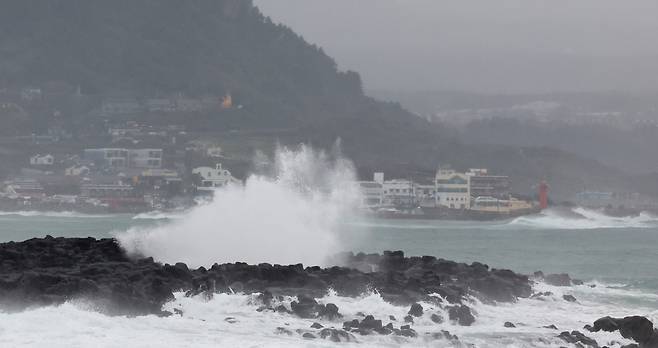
[508,207,658,230]
[132,211,188,220]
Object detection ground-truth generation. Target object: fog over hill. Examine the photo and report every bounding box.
[0,0,656,201]
[256,0,658,94]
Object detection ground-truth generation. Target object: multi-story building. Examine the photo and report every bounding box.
[356,181,384,208]
[467,168,511,200]
[383,178,417,207]
[3,178,45,198]
[128,149,163,169]
[84,148,163,169]
[435,169,470,209]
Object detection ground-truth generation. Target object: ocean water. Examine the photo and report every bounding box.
[1,146,656,347]
[0,208,657,347]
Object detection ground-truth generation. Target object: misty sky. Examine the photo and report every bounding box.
[255,0,658,94]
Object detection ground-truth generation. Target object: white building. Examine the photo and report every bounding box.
[65,165,90,176]
[128,149,163,169]
[30,154,54,166]
[435,169,470,209]
[192,164,241,192]
[383,179,417,207]
[356,182,384,209]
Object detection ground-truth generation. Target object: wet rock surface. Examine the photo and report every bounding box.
[2,236,653,346]
[558,330,600,347]
[0,237,533,316]
[588,316,658,348]
[448,305,476,326]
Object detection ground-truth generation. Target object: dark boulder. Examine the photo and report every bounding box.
[359,315,383,331]
[558,330,599,347]
[318,302,341,320]
[563,294,577,302]
[589,316,658,347]
[290,294,319,318]
[408,302,423,317]
[395,324,417,338]
[448,305,475,326]
[319,328,356,342]
[302,333,316,339]
[430,313,443,324]
[543,273,572,286]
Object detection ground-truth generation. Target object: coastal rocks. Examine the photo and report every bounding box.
[588,316,658,347]
[342,315,419,338]
[336,251,532,306]
[0,238,532,319]
[534,272,573,286]
[431,330,459,341]
[290,294,319,318]
[287,295,342,320]
[558,330,600,347]
[448,305,476,326]
[319,328,356,343]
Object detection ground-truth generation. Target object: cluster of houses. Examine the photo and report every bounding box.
[1,145,241,213]
[356,168,534,215]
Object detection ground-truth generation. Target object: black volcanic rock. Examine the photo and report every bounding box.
[558,330,600,347]
[589,316,658,347]
[408,303,423,317]
[543,273,573,286]
[0,238,533,317]
[448,305,476,326]
[563,294,577,302]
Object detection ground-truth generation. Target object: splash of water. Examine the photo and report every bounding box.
[508,207,658,230]
[116,145,361,267]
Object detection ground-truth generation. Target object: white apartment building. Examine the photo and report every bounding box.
[435,169,470,209]
[383,179,417,206]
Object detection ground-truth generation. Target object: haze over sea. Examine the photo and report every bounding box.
[1,207,657,347]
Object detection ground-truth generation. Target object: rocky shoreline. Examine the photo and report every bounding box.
[0,236,655,347]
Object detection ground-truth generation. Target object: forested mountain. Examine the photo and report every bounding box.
[0,0,653,200]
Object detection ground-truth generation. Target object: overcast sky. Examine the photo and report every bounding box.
[255,0,658,94]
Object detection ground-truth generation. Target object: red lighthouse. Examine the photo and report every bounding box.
[539,181,549,210]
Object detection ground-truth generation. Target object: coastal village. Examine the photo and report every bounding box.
[1,84,654,218]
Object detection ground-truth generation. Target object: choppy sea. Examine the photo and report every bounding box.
[0,207,656,347]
